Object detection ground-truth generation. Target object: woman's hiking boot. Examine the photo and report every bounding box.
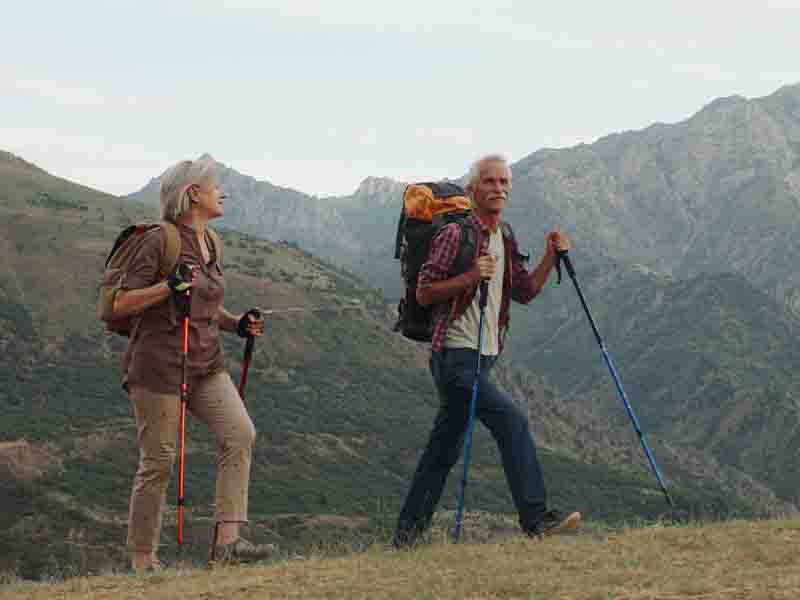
[210,537,276,564]
[130,558,164,574]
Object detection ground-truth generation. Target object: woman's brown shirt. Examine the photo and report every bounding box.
[121,224,226,394]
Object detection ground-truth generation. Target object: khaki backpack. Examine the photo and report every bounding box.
[97,222,222,336]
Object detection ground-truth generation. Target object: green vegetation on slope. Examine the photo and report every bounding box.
[0,151,759,580]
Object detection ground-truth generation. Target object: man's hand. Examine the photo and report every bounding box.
[545,230,570,257]
[471,255,498,281]
[168,263,194,294]
[237,308,265,338]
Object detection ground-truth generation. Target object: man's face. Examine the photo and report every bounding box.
[471,161,512,216]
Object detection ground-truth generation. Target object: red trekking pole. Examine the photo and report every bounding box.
[172,264,193,549]
[237,308,261,401]
[210,308,261,561]
[177,290,190,547]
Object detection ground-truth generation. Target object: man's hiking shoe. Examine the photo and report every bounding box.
[526,509,581,538]
[391,526,429,550]
[210,538,276,564]
[390,535,419,551]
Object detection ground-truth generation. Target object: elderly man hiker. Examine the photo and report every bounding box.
[392,154,581,548]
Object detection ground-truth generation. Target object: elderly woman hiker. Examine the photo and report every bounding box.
[110,157,272,571]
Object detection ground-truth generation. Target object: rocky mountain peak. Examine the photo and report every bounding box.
[353,176,405,198]
[0,151,42,173]
[699,94,748,113]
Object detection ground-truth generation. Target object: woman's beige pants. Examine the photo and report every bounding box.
[126,371,256,553]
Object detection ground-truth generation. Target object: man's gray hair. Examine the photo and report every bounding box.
[466,153,509,191]
[159,157,217,223]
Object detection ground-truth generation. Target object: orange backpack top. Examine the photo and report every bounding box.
[401,183,471,222]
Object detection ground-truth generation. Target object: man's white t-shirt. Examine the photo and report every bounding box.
[444,226,505,356]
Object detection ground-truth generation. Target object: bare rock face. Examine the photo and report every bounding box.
[348,176,406,205]
[126,156,389,261]
[127,86,800,308]
[323,84,800,305]
[137,86,800,312]
[505,84,800,311]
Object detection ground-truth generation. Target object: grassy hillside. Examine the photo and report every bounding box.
[0,151,758,580]
[3,517,800,599]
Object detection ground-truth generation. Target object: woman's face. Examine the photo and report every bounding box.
[190,179,226,219]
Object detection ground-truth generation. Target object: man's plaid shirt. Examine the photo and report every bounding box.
[417,213,539,353]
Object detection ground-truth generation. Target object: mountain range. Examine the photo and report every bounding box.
[128,82,800,510]
[127,83,800,311]
[1,150,726,580]
[5,82,800,579]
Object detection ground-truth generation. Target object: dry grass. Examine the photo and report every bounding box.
[0,441,62,482]
[4,518,800,599]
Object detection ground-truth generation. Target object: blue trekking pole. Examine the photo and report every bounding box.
[453,280,490,541]
[556,250,673,507]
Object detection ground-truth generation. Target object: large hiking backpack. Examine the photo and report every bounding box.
[394,182,477,341]
[97,222,222,336]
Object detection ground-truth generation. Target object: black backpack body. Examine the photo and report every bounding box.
[394,182,477,341]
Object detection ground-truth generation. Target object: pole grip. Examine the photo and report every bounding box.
[478,280,489,308]
[557,250,576,279]
[243,308,261,360]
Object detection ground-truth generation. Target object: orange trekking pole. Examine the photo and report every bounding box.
[169,264,194,549]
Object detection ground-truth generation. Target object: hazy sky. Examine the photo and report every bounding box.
[2,1,798,197]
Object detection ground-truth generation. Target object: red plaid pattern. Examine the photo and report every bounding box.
[418,214,538,353]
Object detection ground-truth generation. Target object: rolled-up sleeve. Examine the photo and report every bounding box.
[417,223,462,289]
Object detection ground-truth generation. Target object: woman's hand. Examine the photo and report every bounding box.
[237,308,264,338]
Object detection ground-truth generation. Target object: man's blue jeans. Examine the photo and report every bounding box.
[394,348,548,546]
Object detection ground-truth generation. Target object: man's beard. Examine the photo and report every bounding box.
[485,196,506,214]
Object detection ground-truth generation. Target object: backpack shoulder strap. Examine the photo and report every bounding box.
[205,226,223,268]
[445,213,477,274]
[459,218,477,256]
[158,221,181,278]
[500,221,516,244]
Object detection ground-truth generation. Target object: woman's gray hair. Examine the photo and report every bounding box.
[466,153,509,191]
[159,157,218,223]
